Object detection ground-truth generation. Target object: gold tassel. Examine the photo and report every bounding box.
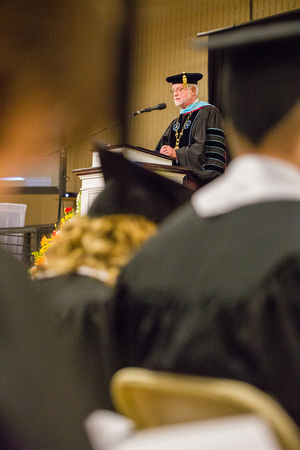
[182,71,187,87]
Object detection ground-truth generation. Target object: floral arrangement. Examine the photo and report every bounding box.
[30,206,75,276]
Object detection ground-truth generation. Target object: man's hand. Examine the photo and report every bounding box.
[160,145,177,158]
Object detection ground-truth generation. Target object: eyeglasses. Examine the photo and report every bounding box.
[169,86,191,95]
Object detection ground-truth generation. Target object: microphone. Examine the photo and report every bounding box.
[132,103,166,116]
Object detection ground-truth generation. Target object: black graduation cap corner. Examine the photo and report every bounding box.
[197,16,300,51]
[199,16,300,145]
[197,16,300,81]
[88,143,193,224]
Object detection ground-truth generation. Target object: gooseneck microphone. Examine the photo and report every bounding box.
[132,103,167,116]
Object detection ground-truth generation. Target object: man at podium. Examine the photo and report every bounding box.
[155,71,226,189]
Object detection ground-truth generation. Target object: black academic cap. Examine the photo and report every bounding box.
[88,144,193,223]
[166,72,203,84]
[197,17,300,144]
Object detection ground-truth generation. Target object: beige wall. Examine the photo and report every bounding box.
[125,0,299,150]
[0,194,77,226]
[1,195,59,226]
[3,0,299,225]
[125,0,249,150]
[68,0,299,186]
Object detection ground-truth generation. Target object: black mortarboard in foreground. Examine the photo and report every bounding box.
[166,72,203,85]
[197,17,300,144]
[88,144,193,223]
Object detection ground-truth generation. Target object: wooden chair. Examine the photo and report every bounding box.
[110,367,300,450]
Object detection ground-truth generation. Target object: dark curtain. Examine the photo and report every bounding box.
[208,47,231,163]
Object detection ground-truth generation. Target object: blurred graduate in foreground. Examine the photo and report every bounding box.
[112,18,300,425]
[31,145,192,440]
[0,1,127,448]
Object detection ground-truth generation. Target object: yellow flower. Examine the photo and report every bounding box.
[40,236,50,246]
[30,207,76,275]
[35,255,46,266]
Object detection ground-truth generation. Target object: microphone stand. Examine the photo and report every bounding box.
[49,106,165,224]
[48,113,136,157]
[56,147,67,227]
[50,114,134,226]
[48,104,165,156]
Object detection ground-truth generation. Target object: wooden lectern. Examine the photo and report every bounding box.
[73,145,192,215]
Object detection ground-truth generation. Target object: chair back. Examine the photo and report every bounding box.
[0,203,27,258]
[110,367,300,450]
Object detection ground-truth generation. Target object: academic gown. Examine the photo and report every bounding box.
[1,250,107,449]
[35,273,117,413]
[112,200,300,425]
[155,105,226,187]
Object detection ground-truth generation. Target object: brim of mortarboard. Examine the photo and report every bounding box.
[195,17,300,50]
[87,143,193,224]
[166,72,203,84]
[194,14,300,144]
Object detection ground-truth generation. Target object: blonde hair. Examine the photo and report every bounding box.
[35,214,157,286]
